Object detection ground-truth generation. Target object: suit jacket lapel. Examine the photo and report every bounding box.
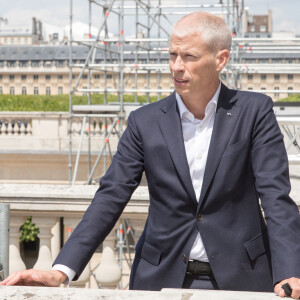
[198,84,240,208]
[157,93,198,207]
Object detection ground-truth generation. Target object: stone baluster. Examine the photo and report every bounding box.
[51,220,61,261]
[9,215,26,274]
[95,222,121,289]
[64,216,91,288]
[32,216,58,271]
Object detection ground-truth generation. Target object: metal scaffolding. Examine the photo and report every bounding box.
[68,0,245,185]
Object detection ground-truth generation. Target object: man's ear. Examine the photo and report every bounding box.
[216,49,230,72]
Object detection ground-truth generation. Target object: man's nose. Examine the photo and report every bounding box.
[171,56,184,72]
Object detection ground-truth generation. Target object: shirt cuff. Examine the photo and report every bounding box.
[52,264,76,285]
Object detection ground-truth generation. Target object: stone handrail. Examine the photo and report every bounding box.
[0,286,282,299]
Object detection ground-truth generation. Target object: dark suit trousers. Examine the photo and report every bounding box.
[182,274,219,290]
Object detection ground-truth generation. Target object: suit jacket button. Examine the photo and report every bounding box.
[182,254,187,263]
[197,213,204,221]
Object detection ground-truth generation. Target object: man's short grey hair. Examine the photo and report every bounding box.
[171,11,232,53]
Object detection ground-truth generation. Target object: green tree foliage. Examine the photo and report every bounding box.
[19,216,40,243]
[0,94,158,111]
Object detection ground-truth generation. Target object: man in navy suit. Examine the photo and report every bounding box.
[1,11,300,298]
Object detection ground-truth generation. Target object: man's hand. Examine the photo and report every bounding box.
[0,269,67,287]
[274,277,300,299]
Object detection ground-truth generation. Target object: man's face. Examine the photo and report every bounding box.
[169,33,219,101]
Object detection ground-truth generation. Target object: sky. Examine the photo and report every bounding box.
[1,0,299,36]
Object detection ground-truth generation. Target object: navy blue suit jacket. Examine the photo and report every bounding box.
[54,83,300,291]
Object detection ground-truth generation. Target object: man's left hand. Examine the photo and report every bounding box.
[274,277,300,298]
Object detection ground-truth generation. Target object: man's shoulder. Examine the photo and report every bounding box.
[225,85,273,109]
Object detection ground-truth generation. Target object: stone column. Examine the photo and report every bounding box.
[33,216,58,271]
[9,215,26,274]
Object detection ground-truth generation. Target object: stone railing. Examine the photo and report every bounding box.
[0,108,138,153]
[0,183,300,290]
[0,286,282,299]
[0,184,149,288]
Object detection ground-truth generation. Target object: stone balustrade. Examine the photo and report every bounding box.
[0,183,300,290]
[0,184,149,288]
[0,286,283,299]
[0,112,124,152]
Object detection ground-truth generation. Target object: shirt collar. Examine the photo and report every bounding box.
[176,81,221,121]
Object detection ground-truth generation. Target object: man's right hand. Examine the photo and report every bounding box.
[0,269,66,287]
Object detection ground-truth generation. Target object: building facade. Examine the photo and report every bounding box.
[0,44,300,100]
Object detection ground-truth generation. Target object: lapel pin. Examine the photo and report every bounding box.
[227,112,232,117]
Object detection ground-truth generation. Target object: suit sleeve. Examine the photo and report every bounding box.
[53,111,144,280]
[251,96,300,285]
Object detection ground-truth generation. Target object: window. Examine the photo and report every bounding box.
[31,61,40,67]
[10,87,14,95]
[261,74,266,80]
[21,75,27,80]
[0,75,2,80]
[260,25,267,32]
[46,87,51,95]
[57,75,63,80]
[19,61,28,67]
[33,75,39,80]
[58,87,63,94]
[45,75,51,80]
[7,61,16,67]
[82,74,88,79]
[44,61,52,67]
[250,25,255,32]
[274,74,280,80]
[274,87,279,97]
[247,74,253,80]
[22,87,27,95]
[288,74,294,80]
[4,38,7,44]
[34,87,39,95]
[259,59,269,64]
[56,60,65,67]
[106,74,112,79]
[11,37,14,44]
[248,87,253,90]
[9,75,14,80]
[24,38,28,44]
[288,87,293,96]
[94,74,100,79]
[0,87,2,94]
[261,87,266,90]
[0,61,4,67]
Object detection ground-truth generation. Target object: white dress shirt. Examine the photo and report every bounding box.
[53,82,221,283]
[176,82,221,262]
